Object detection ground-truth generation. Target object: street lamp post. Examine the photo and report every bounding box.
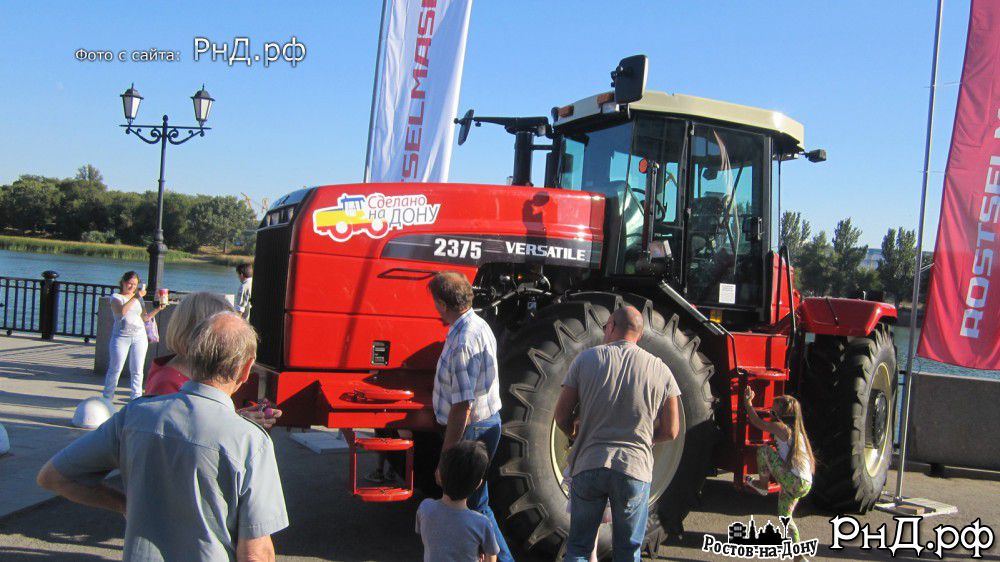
[119,84,215,294]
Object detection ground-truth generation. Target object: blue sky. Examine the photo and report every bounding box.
[0,1,972,247]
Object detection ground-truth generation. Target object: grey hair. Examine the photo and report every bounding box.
[166,292,234,357]
[186,312,258,384]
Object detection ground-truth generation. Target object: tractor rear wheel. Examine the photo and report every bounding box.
[803,323,897,513]
[491,292,718,560]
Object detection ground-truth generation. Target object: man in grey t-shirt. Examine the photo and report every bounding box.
[555,306,681,562]
[37,312,288,562]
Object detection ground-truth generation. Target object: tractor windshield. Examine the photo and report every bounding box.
[558,121,634,195]
[558,116,686,275]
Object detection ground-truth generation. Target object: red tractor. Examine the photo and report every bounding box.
[249,56,898,559]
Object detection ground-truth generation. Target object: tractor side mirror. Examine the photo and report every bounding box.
[611,54,648,104]
[455,109,475,145]
[804,148,827,163]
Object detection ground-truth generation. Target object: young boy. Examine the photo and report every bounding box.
[416,440,499,562]
[234,264,253,320]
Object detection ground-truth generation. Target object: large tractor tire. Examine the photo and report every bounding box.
[491,292,718,560]
[803,323,896,513]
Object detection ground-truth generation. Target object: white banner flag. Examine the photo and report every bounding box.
[368,0,473,183]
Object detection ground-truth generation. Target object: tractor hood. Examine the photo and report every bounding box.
[293,183,606,269]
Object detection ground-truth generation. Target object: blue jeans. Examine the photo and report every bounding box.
[462,412,514,562]
[102,330,147,401]
[565,468,650,562]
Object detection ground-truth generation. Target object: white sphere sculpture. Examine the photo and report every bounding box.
[72,396,116,429]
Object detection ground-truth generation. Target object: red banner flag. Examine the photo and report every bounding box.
[919,0,1000,369]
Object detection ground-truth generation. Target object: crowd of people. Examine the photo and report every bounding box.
[39,269,814,562]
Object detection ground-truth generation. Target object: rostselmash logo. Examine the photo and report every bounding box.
[831,514,994,559]
[312,192,440,242]
[702,515,818,560]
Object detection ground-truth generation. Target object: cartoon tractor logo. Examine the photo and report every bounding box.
[313,194,390,242]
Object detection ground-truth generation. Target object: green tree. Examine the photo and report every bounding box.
[780,211,811,258]
[878,227,917,307]
[105,190,145,244]
[162,192,199,251]
[830,218,868,296]
[780,211,811,290]
[797,231,834,296]
[0,175,62,232]
[189,195,257,253]
[75,164,104,184]
[854,267,882,299]
[129,191,199,250]
[54,177,110,240]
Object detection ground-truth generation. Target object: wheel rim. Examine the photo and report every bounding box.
[548,407,687,505]
[865,362,893,477]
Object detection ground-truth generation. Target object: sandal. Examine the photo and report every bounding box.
[744,476,770,496]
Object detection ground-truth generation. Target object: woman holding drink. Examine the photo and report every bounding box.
[101,271,165,402]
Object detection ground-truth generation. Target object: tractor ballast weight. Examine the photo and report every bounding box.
[249,56,898,559]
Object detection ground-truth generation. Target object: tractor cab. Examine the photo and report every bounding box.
[551,89,810,328]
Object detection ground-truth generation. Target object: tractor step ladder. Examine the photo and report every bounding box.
[734,368,788,494]
[343,430,414,502]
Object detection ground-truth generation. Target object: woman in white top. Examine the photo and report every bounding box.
[101,271,165,401]
[743,387,816,550]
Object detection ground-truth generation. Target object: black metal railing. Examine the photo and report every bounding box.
[54,280,119,339]
[0,276,43,335]
[1,272,118,342]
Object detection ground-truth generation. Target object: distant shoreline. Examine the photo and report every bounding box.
[0,235,252,267]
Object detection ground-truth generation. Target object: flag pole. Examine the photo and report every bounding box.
[363,0,389,183]
[893,0,944,504]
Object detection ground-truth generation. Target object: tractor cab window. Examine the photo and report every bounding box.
[627,117,686,271]
[686,125,767,308]
[559,117,686,275]
[559,122,633,194]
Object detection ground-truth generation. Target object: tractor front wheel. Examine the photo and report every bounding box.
[803,323,897,513]
[491,292,718,560]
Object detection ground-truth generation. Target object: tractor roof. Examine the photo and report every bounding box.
[554,90,805,153]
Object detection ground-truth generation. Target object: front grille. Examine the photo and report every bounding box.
[250,188,313,369]
[251,222,293,369]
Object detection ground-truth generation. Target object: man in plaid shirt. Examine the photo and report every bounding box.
[428,271,512,562]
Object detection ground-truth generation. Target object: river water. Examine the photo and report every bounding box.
[0,249,238,295]
[1,248,997,381]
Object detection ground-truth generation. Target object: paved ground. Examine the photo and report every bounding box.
[0,336,107,516]
[1,333,998,561]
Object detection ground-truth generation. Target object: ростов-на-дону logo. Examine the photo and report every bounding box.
[702,515,819,560]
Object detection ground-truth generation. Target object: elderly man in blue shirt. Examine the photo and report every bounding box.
[37,312,288,562]
[428,271,513,562]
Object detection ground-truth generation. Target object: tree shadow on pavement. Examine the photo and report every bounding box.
[0,497,124,560]
[0,390,85,410]
[0,546,114,561]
